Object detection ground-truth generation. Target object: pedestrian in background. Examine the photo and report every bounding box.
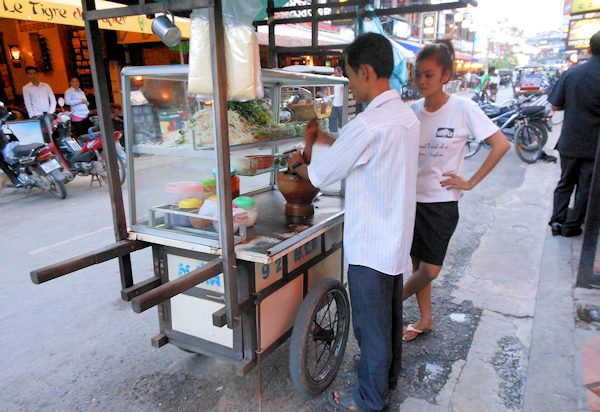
[329,65,345,133]
[64,77,91,137]
[402,39,509,342]
[288,33,420,411]
[22,66,56,118]
[547,31,600,237]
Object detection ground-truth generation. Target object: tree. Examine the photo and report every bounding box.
[490,52,518,69]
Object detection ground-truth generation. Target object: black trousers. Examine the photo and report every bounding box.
[550,154,594,229]
[348,265,403,411]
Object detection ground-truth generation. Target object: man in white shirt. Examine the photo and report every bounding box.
[288,33,420,411]
[22,66,56,118]
[329,66,346,133]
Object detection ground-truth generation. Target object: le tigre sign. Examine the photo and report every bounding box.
[1,0,190,36]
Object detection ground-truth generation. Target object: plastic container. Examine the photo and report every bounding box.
[201,178,216,199]
[211,167,240,198]
[174,197,203,227]
[233,196,257,226]
[165,182,203,226]
[246,154,274,169]
[231,156,258,175]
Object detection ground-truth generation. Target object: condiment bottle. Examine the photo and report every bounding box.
[211,167,240,199]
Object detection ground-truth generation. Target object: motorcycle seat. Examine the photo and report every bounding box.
[13,143,46,157]
[521,106,546,117]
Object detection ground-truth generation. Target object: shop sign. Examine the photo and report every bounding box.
[0,0,190,37]
[422,12,437,40]
[571,0,600,14]
[567,17,600,48]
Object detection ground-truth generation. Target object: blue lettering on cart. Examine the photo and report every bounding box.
[276,258,282,273]
[294,247,303,262]
[177,263,191,277]
[262,264,270,279]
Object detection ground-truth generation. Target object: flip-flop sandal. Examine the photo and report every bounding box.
[402,323,432,342]
[329,390,365,411]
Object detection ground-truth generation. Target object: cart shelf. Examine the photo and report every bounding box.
[131,135,303,158]
[130,190,344,264]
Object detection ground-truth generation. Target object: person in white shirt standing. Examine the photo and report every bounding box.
[22,66,56,118]
[329,65,346,133]
[64,77,91,137]
[288,33,420,412]
[402,40,510,342]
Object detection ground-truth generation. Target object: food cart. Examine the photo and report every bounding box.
[29,0,479,403]
[30,0,353,398]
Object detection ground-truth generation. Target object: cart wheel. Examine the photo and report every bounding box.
[289,278,350,396]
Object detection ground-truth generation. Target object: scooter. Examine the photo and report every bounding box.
[0,103,67,199]
[53,98,126,186]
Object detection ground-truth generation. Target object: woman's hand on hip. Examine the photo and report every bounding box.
[440,172,473,191]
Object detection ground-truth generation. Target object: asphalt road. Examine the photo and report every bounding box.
[0,87,558,411]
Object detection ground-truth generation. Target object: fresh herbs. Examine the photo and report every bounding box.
[227,100,274,126]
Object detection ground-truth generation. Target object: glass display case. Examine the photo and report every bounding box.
[121,65,349,250]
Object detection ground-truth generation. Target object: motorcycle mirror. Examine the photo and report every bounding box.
[58,97,65,108]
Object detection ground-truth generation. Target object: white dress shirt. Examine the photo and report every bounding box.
[64,87,89,119]
[23,81,56,118]
[308,89,420,276]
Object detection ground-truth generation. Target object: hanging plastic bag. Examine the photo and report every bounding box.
[188,0,263,100]
[361,5,409,93]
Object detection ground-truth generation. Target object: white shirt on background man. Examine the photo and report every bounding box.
[308,89,420,276]
[23,82,56,118]
[64,87,89,119]
[410,94,498,203]
[332,82,346,107]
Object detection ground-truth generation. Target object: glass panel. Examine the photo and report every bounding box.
[123,67,348,242]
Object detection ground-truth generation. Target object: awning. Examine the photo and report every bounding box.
[396,40,423,54]
[0,0,190,37]
[256,24,354,48]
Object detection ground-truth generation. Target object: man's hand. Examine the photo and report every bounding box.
[440,172,473,191]
[305,119,319,145]
[287,150,305,173]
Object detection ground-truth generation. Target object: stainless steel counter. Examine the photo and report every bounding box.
[130,189,344,264]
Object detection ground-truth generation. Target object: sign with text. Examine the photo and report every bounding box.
[568,17,600,48]
[571,0,600,14]
[0,0,190,36]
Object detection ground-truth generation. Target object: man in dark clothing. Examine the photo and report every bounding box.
[548,31,600,237]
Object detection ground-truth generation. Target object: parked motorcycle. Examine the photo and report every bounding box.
[53,98,126,185]
[466,94,547,163]
[0,103,67,199]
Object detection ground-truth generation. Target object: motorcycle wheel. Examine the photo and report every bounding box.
[99,155,126,186]
[464,137,482,159]
[514,125,543,164]
[40,173,67,199]
[529,120,548,146]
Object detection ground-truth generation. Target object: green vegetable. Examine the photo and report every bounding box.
[227,100,274,126]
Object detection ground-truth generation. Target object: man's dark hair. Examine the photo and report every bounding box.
[590,31,600,56]
[345,33,393,79]
[489,66,496,72]
[24,66,38,74]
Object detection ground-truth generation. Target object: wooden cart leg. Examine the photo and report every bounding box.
[256,302,264,412]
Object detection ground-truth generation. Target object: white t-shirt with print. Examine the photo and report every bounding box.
[410,95,498,203]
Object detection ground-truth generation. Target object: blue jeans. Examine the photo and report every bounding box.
[348,265,403,411]
[330,105,343,132]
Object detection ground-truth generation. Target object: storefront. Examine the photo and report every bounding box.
[0,0,190,110]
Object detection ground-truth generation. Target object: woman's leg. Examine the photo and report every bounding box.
[403,261,442,332]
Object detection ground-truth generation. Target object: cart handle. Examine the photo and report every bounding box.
[30,240,149,284]
[131,258,224,314]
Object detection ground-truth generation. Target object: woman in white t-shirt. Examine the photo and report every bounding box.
[402,40,510,341]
